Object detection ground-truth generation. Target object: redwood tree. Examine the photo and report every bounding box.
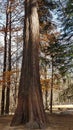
[11,0,46,128]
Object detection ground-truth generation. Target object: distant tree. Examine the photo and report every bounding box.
[1,0,9,115]
[0,0,24,115]
[5,0,12,114]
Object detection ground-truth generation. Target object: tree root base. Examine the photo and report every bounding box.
[25,121,46,129]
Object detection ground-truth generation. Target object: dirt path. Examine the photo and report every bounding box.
[0,114,73,130]
[47,113,73,130]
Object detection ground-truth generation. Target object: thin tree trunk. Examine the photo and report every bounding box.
[5,2,12,114]
[14,32,19,105]
[11,0,46,128]
[50,56,53,114]
[44,54,48,110]
[1,0,9,115]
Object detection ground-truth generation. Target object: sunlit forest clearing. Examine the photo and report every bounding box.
[0,0,73,130]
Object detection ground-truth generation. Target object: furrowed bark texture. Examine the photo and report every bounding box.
[11,0,46,128]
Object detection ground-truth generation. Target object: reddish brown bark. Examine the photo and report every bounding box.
[11,0,46,128]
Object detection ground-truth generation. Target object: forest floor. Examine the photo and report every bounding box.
[0,112,73,130]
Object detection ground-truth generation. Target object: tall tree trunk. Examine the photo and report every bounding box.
[14,32,19,105]
[5,2,12,114]
[45,76,48,110]
[11,0,46,128]
[50,56,53,114]
[1,0,9,115]
[44,54,48,110]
